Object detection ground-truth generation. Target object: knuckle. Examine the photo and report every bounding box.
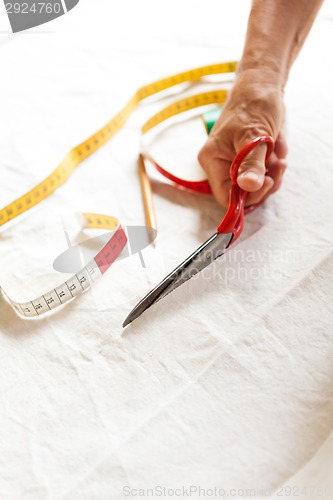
[197,146,207,168]
[197,137,218,169]
[237,126,272,148]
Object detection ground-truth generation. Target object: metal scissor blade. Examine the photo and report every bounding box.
[123,231,233,327]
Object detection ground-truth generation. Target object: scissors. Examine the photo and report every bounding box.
[123,135,274,327]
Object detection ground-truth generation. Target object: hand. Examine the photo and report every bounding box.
[198,69,287,209]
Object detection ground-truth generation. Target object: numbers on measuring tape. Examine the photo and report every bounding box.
[2,216,127,318]
[0,62,237,317]
[0,61,236,228]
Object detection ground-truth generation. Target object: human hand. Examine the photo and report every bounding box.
[198,69,287,209]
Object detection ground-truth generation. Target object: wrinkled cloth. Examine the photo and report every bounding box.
[0,1,333,499]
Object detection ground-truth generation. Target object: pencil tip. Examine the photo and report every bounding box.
[148,227,157,247]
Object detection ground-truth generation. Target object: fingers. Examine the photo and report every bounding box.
[236,134,287,194]
[274,131,288,159]
[245,155,287,206]
[237,143,268,192]
[198,137,232,209]
[265,156,287,193]
[197,68,287,210]
[198,135,288,210]
[245,175,274,206]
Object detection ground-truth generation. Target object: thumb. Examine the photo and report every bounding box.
[237,142,268,192]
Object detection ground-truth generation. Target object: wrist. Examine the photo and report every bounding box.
[236,62,287,91]
[221,70,285,144]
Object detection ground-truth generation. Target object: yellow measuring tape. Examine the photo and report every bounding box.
[0,61,236,227]
[1,61,236,317]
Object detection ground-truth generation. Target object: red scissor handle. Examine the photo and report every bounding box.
[217,135,274,244]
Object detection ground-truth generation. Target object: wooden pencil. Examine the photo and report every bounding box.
[138,154,157,243]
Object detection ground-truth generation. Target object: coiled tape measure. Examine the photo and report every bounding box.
[0,61,237,318]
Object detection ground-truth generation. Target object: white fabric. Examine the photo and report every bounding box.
[0,1,333,498]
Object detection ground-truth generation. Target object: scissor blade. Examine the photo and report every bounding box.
[123,231,233,327]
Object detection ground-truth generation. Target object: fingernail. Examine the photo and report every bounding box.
[240,172,260,181]
[265,177,275,191]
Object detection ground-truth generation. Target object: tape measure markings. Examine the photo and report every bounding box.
[1,62,237,318]
[141,90,228,133]
[4,214,127,318]
[0,62,236,228]
[141,90,228,192]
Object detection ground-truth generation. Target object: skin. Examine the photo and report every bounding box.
[198,0,324,209]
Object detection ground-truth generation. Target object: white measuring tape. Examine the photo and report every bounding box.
[2,214,127,317]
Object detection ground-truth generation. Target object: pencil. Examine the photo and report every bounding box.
[138,154,157,243]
